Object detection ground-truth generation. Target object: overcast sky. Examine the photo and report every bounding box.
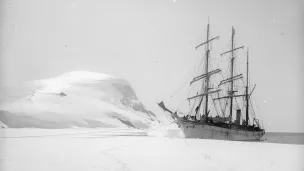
[0,0,303,132]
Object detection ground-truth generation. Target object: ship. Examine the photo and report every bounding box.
[158,20,265,141]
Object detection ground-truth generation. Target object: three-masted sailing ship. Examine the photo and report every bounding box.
[158,21,265,141]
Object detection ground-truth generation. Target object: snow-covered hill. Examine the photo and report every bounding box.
[0,71,158,129]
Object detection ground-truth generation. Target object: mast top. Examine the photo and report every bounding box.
[195,20,220,50]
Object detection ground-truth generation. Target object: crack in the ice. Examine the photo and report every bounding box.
[98,143,135,171]
[100,151,130,171]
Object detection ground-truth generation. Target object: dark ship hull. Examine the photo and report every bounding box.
[158,102,265,141]
[175,117,264,141]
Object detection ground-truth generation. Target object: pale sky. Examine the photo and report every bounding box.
[0,0,303,132]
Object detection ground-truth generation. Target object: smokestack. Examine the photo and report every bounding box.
[235,109,241,125]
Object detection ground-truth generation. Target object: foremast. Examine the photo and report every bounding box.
[188,19,220,122]
[204,21,210,122]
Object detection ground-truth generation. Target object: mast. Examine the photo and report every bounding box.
[246,48,249,125]
[189,18,220,122]
[229,27,235,118]
[204,21,210,121]
[220,27,244,119]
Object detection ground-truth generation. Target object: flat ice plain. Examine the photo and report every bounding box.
[0,126,303,171]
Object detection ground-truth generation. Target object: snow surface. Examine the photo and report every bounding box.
[0,71,158,129]
[0,127,303,171]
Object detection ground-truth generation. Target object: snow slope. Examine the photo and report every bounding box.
[0,71,158,129]
[0,128,303,171]
[0,120,7,128]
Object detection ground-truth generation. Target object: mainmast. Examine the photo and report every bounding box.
[220,27,244,119]
[188,18,220,122]
[229,27,235,118]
